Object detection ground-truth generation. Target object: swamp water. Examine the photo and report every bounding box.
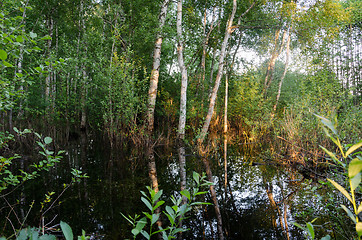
[2,132,335,239]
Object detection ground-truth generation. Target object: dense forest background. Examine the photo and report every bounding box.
[1,0,361,152]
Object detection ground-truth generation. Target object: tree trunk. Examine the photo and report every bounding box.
[147,0,170,135]
[79,0,87,130]
[45,17,53,105]
[273,27,291,114]
[263,26,287,96]
[202,156,225,240]
[176,0,188,140]
[198,0,237,145]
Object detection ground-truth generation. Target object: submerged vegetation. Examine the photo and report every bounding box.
[0,0,361,238]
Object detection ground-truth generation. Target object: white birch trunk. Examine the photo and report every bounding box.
[176,0,188,140]
[198,0,237,145]
[273,29,291,114]
[147,0,170,135]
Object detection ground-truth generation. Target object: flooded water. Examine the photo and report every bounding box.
[1,132,336,239]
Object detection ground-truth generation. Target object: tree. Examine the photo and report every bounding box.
[146,0,170,136]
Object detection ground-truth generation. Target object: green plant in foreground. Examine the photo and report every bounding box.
[122,171,212,240]
[0,221,88,240]
[294,114,362,239]
[315,114,362,239]
[0,128,64,193]
[293,218,331,240]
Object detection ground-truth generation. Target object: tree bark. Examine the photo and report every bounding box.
[45,17,53,105]
[273,27,291,114]
[263,28,287,95]
[198,0,237,145]
[176,0,188,140]
[147,0,170,135]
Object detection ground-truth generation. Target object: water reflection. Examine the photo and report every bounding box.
[0,136,330,239]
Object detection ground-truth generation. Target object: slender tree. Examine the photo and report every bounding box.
[147,0,170,135]
[176,0,188,141]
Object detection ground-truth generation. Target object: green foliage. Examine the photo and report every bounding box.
[122,172,213,240]
[293,218,331,240]
[229,70,271,140]
[101,48,148,137]
[0,221,89,240]
[315,115,362,239]
[0,128,63,192]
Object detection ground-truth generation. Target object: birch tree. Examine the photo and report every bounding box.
[176,0,188,141]
[197,0,238,145]
[146,0,170,135]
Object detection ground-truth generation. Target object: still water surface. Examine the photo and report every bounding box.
[6,132,332,239]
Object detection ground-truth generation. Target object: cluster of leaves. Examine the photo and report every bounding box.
[0,128,64,193]
[294,115,362,239]
[123,172,213,240]
[0,221,88,240]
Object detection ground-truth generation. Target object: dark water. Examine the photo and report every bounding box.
[1,132,334,239]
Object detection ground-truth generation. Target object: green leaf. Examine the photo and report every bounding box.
[17,228,29,240]
[3,61,14,67]
[153,200,164,211]
[358,202,362,214]
[195,191,209,196]
[151,213,159,225]
[120,212,135,225]
[356,222,362,237]
[141,197,152,211]
[193,171,200,185]
[30,32,37,39]
[16,73,23,78]
[293,222,305,231]
[16,35,24,43]
[346,141,362,158]
[165,205,174,216]
[132,217,147,236]
[350,172,361,191]
[190,201,212,206]
[320,235,331,240]
[320,146,344,167]
[306,222,315,239]
[39,234,56,240]
[327,179,352,203]
[131,228,139,236]
[140,230,150,239]
[44,137,52,145]
[348,158,362,178]
[341,205,356,223]
[171,228,187,234]
[31,229,39,240]
[314,113,338,135]
[143,211,152,220]
[140,190,148,198]
[60,221,73,240]
[41,35,52,40]
[0,49,7,60]
[151,227,167,235]
[153,189,163,203]
[180,189,191,201]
